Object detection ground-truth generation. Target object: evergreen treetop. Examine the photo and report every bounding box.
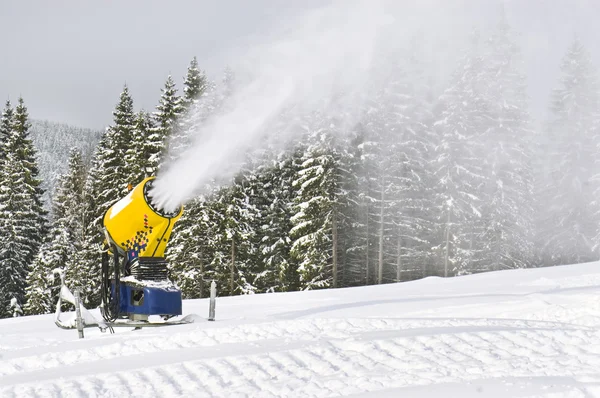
[0,101,14,168]
[182,56,208,111]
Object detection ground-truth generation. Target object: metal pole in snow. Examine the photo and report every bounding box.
[74,290,84,339]
[208,280,216,321]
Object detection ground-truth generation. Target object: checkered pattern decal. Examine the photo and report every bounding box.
[121,214,154,260]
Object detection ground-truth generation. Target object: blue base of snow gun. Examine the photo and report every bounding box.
[113,282,182,317]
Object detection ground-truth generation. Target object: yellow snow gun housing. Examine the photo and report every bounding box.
[101,177,184,323]
[103,176,183,259]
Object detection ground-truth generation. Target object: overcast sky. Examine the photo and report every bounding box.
[0,0,598,130]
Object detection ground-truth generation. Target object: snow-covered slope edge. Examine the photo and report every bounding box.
[2,262,600,397]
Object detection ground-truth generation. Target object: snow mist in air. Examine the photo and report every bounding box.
[150,1,390,211]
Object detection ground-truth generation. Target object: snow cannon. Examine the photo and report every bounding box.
[101,176,184,323]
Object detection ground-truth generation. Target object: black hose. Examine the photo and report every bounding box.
[100,249,110,322]
[100,245,122,323]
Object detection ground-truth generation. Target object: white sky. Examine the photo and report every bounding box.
[0,0,598,129]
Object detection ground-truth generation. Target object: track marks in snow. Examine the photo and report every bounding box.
[0,317,583,379]
[3,317,600,397]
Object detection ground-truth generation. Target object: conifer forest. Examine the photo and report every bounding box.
[1,17,600,319]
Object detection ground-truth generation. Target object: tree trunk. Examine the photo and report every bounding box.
[378,175,385,285]
[444,209,451,278]
[230,238,235,294]
[332,208,338,288]
[396,233,402,282]
[468,223,474,272]
[199,248,204,299]
[340,235,346,286]
[365,200,370,285]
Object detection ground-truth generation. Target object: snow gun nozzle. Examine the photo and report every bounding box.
[143,178,183,219]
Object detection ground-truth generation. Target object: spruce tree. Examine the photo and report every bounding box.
[245,150,299,292]
[182,56,208,111]
[218,177,256,295]
[167,58,209,167]
[74,87,135,306]
[477,19,535,271]
[290,122,340,290]
[148,75,183,175]
[432,38,488,277]
[337,127,369,287]
[100,85,136,204]
[0,151,34,317]
[0,98,47,317]
[26,149,86,314]
[360,48,436,284]
[167,195,214,299]
[539,39,600,265]
[74,148,105,307]
[110,85,137,188]
[0,100,12,169]
[129,110,155,183]
[24,228,70,315]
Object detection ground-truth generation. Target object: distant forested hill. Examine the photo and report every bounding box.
[29,120,102,213]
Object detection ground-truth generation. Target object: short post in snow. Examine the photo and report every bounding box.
[208,280,216,321]
[74,290,84,339]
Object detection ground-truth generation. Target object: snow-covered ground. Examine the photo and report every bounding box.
[2,263,600,397]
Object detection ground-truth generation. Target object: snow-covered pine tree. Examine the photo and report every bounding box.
[245,149,299,292]
[103,85,136,200]
[74,146,105,307]
[25,149,87,315]
[0,151,33,317]
[73,87,136,306]
[538,38,600,265]
[12,98,47,230]
[167,58,210,166]
[338,126,370,287]
[177,177,255,298]
[169,68,251,297]
[167,193,215,299]
[0,101,12,169]
[54,149,87,223]
[432,36,488,277]
[167,73,234,299]
[58,150,88,304]
[361,89,399,285]
[326,126,370,288]
[360,46,436,284]
[24,228,70,315]
[220,175,256,295]
[182,56,208,112]
[108,85,137,188]
[477,18,535,271]
[147,75,183,175]
[129,110,155,183]
[0,98,47,317]
[290,122,341,290]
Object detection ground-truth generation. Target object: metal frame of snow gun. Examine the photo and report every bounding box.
[54,270,105,330]
[54,248,197,333]
[54,272,195,332]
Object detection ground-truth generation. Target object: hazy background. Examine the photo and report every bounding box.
[0,0,598,130]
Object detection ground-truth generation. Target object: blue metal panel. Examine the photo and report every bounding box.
[113,282,182,316]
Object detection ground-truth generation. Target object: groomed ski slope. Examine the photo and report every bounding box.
[2,263,600,397]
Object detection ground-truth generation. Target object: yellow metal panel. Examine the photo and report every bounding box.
[103,177,183,258]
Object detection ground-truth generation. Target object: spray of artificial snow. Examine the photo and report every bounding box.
[149,0,465,211]
[149,0,388,210]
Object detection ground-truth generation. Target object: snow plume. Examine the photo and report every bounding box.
[150,0,390,211]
